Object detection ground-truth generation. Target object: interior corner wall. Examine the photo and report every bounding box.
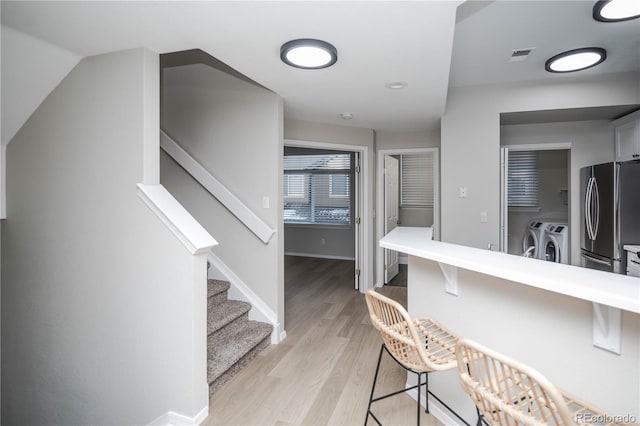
[1,48,201,425]
[0,25,81,146]
[160,64,282,321]
[441,71,640,249]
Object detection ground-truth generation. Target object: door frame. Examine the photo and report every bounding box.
[500,142,571,258]
[284,138,372,293]
[376,147,440,288]
[383,155,400,283]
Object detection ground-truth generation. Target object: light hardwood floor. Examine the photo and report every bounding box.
[203,256,442,426]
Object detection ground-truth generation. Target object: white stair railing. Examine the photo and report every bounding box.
[160,129,275,244]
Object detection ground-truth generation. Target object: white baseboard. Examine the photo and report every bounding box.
[207,252,282,344]
[405,382,467,426]
[148,405,208,426]
[285,251,355,261]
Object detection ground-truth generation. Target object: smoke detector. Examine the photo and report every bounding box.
[509,47,536,63]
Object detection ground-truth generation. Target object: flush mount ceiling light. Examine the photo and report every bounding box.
[339,112,353,120]
[593,0,640,22]
[280,39,337,69]
[385,82,408,90]
[545,47,607,73]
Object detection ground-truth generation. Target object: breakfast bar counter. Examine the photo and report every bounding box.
[380,226,640,313]
[379,226,640,425]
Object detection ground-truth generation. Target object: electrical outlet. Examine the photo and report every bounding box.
[321,238,326,245]
[480,211,488,223]
[262,196,270,209]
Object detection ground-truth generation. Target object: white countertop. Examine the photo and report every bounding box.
[380,227,640,314]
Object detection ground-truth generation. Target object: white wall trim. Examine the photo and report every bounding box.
[376,148,440,288]
[285,138,372,293]
[285,252,355,261]
[206,251,282,344]
[137,184,218,255]
[405,383,467,426]
[148,405,208,426]
[502,142,572,151]
[160,129,276,244]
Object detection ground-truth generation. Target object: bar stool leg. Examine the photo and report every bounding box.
[365,344,385,426]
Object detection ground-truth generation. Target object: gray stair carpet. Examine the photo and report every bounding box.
[207,279,273,397]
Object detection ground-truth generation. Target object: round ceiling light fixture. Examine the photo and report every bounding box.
[385,82,408,90]
[545,47,607,73]
[593,0,640,22]
[280,39,338,69]
[339,112,353,120]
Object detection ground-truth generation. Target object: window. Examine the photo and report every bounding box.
[508,151,538,207]
[283,153,352,225]
[284,175,306,199]
[329,174,349,198]
[400,153,434,207]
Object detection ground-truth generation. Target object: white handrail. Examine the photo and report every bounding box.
[137,183,218,254]
[160,130,276,244]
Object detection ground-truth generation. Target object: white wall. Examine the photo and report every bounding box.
[161,63,284,333]
[2,48,207,424]
[375,129,440,150]
[501,120,614,264]
[0,25,81,145]
[441,71,640,249]
[409,256,640,424]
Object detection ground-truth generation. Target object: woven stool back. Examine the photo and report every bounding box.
[456,339,574,426]
[366,290,439,372]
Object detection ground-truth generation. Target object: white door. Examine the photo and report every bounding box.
[384,155,400,283]
[354,152,361,291]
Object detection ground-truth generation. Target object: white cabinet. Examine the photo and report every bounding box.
[613,112,640,162]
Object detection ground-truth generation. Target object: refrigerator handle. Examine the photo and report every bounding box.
[581,251,612,266]
[585,177,594,240]
[593,177,600,239]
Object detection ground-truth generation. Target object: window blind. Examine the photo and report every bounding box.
[283,153,352,225]
[400,153,434,208]
[508,151,538,207]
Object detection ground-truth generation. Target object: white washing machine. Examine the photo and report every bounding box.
[543,223,569,264]
[522,220,549,259]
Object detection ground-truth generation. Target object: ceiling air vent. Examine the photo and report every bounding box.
[509,47,536,63]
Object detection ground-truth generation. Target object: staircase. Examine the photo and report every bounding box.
[207,279,273,396]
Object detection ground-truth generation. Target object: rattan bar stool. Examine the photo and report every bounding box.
[456,338,630,426]
[364,290,468,426]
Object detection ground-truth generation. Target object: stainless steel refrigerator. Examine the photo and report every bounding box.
[581,161,640,273]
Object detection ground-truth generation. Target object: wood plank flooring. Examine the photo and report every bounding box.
[203,256,442,426]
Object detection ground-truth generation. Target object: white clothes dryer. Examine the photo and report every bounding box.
[543,223,569,264]
[522,220,549,259]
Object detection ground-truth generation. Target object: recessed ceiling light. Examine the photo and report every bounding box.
[385,82,408,90]
[593,0,640,22]
[545,48,607,73]
[280,39,337,69]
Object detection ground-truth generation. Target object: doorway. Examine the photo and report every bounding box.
[284,139,371,293]
[500,145,571,263]
[377,148,439,286]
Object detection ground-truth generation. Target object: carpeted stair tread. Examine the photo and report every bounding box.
[207,320,273,384]
[208,279,230,300]
[208,300,251,335]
